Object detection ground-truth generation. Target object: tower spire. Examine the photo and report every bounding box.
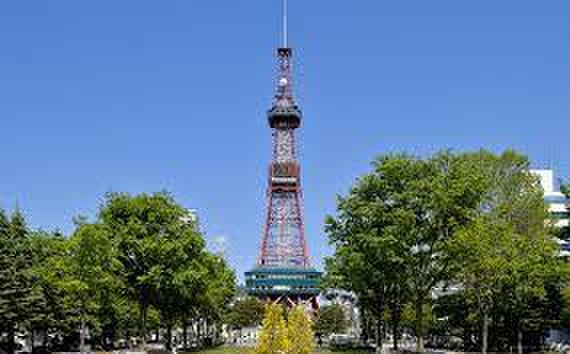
[283,0,288,48]
[272,0,298,112]
[245,0,322,308]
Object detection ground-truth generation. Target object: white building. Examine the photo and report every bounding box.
[533,169,569,228]
[532,169,569,256]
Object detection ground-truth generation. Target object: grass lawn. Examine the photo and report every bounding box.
[195,347,370,354]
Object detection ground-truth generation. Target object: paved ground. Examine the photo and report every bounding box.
[197,347,371,353]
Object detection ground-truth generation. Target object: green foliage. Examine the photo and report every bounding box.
[314,304,347,337]
[325,149,562,352]
[256,304,288,354]
[441,151,560,352]
[98,192,208,346]
[561,287,570,328]
[557,182,570,241]
[326,151,490,350]
[0,191,236,352]
[561,183,570,199]
[64,223,123,350]
[199,254,237,323]
[400,302,435,338]
[28,231,75,349]
[226,297,265,330]
[0,209,35,352]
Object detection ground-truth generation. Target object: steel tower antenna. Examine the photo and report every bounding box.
[245,0,322,308]
[283,0,288,48]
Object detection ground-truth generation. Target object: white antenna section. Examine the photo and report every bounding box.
[283,0,288,48]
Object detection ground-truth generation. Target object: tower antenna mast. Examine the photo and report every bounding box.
[283,0,288,48]
[245,0,322,309]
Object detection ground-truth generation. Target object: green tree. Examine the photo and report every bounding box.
[1,191,236,352]
[226,297,265,332]
[154,240,209,350]
[505,213,557,354]
[0,209,35,354]
[28,231,72,351]
[325,154,423,351]
[326,151,487,352]
[561,287,570,329]
[155,253,235,350]
[558,183,570,241]
[491,153,555,353]
[64,223,122,352]
[153,229,235,350]
[433,293,478,350]
[561,183,569,199]
[406,151,490,352]
[196,254,236,344]
[256,304,288,354]
[225,297,264,347]
[288,306,315,354]
[442,151,559,353]
[98,192,206,348]
[451,217,512,354]
[314,304,347,338]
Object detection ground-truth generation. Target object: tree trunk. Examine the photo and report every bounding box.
[375,317,383,354]
[126,328,131,349]
[391,295,401,351]
[139,297,148,350]
[7,326,16,354]
[364,311,372,344]
[30,328,35,353]
[42,326,49,350]
[482,311,489,354]
[166,324,173,351]
[196,319,202,348]
[392,321,399,351]
[183,323,188,349]
[415,298,424,353]
[204,320,206,347]
[79,317,86,353]
[371,300,384,353]
[374,291,386,354]
[190,320,195,346]
[517,327,523,354]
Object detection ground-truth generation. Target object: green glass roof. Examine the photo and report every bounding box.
[244,266,323,298]
[245,266,322,275]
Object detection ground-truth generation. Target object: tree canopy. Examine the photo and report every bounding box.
[0,192,236,353]
[325,150,563,353]
[314,304,348,338]
[226,297,265,330]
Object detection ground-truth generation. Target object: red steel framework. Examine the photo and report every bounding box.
[256,46,312,269]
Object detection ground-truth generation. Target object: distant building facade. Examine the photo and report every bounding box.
[533,169,569,227]
[532,169,569,256]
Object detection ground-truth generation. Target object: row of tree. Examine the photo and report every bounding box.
[225,297,348,341]
[0,192,236,353]
[325,149,568,353]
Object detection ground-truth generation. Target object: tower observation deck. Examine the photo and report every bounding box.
[245,0,321,306]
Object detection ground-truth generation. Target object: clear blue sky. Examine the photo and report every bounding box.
[1,1,569,281]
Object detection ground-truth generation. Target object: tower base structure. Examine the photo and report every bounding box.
[245,267,322,307]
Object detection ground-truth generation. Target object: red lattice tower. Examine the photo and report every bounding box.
[257,43,311,269]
